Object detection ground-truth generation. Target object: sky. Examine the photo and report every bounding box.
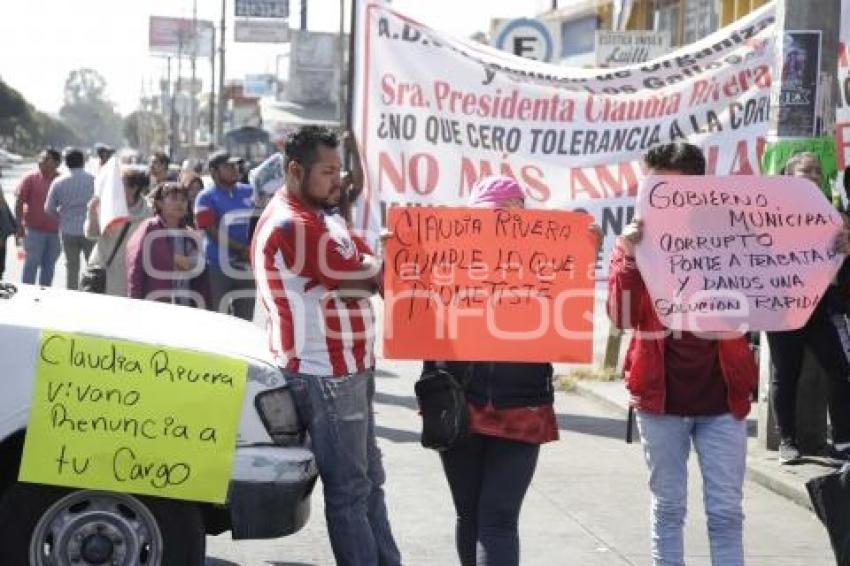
[0,0,552,117]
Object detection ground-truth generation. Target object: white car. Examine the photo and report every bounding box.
[0,283,317,565]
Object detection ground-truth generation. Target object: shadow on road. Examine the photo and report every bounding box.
[374,391,418,410]
[557,411,636,442]
[376,424,421,444]
[374,367,400,379]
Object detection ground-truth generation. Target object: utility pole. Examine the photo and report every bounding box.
[338,0,345,125]
[210,26,216,146]
[301,0,307,30]
[217,0,227,146]
[175,34,184,161]
[167,56,174,160]
[758,0,842,454]
[190,0,198,150]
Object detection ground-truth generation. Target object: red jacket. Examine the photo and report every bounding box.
[606,244,758,419]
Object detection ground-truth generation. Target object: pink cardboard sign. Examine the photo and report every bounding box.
[635,175,845,332]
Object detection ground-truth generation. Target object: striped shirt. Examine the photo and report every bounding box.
[252,192,375,377]
[45,168,95,236]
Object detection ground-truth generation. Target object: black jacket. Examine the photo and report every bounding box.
[825,257,850,315]
[423,361,554,410]
[0,195,16,240]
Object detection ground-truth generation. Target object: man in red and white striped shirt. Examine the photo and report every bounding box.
[251,126,401,566]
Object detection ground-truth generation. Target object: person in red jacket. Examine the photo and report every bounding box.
[607,143,758,566]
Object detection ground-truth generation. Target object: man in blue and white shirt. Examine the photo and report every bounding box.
[195,150,256,319]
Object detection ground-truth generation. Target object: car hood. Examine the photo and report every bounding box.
[1,284,274,366]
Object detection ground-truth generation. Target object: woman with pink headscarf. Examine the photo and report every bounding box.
[423,175,560,566]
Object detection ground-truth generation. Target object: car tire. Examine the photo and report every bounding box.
[0,482,206,565]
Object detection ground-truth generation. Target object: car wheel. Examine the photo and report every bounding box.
[0,482,205,565]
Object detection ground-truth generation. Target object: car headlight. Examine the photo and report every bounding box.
[255,386,305,446]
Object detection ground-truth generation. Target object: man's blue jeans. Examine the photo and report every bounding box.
[285,369,401,566]
[635,411,747,566]
[22,228,60,286]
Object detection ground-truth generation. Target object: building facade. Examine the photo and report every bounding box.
[534,0,769,66]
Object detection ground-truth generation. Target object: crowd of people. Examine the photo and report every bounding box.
[1,128,849,566]
[5,144,272,320]
[250,128,850,566]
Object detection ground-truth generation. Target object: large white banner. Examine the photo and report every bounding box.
[352,1,776,264]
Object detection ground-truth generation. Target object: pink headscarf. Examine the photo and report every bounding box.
[468,176,525,208]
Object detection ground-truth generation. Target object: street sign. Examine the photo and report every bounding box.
[595,31,671,67]
[234,19,290,43]
[288,30,339,107]
[149,16,215,57]
[235,0,289,19]
[491,18,559,62]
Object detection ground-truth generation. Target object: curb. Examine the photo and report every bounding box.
[571,381,632,419]
[744,453,813,511]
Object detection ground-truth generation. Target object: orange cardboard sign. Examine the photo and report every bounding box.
[383,207,596,362]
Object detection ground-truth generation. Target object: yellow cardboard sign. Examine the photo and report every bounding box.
[19,331,248,504]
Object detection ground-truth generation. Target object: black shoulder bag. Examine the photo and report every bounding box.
[80,223,132,294]
[415,361,472,451]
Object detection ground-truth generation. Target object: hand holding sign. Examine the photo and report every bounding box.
[617,218,644,256]
[834,224,850,254]
[635,175,845,332]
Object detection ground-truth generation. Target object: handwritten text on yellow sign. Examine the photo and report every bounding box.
[19,331,247,504]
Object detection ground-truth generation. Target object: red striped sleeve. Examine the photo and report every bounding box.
[195,207,215,230]
[349,302,367,373]
[322,296,348,376]
[255,217,298,370]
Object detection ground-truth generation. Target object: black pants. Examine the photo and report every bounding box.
[767,309,850,444]
[0,243,5,280]
[439,434,539,566]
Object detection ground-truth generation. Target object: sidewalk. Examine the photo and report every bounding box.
[573,379,839,511]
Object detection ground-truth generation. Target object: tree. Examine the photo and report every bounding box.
[0,79,80,153]
[34,112,81,149]
[123,110,168,155]
[59,68,123,148]
[63,68,107,106]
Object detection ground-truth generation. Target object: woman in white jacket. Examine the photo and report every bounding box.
[83,168,153,297]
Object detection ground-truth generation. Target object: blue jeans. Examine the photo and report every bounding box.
[22,228,60,286]
[285,369,401,566]
[636,411,747,566]
[439,434,539,566]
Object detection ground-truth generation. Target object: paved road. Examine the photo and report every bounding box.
[2,162,836,565]
[205,358,835,566]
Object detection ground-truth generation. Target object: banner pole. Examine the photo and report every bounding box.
[346,0,358,136]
